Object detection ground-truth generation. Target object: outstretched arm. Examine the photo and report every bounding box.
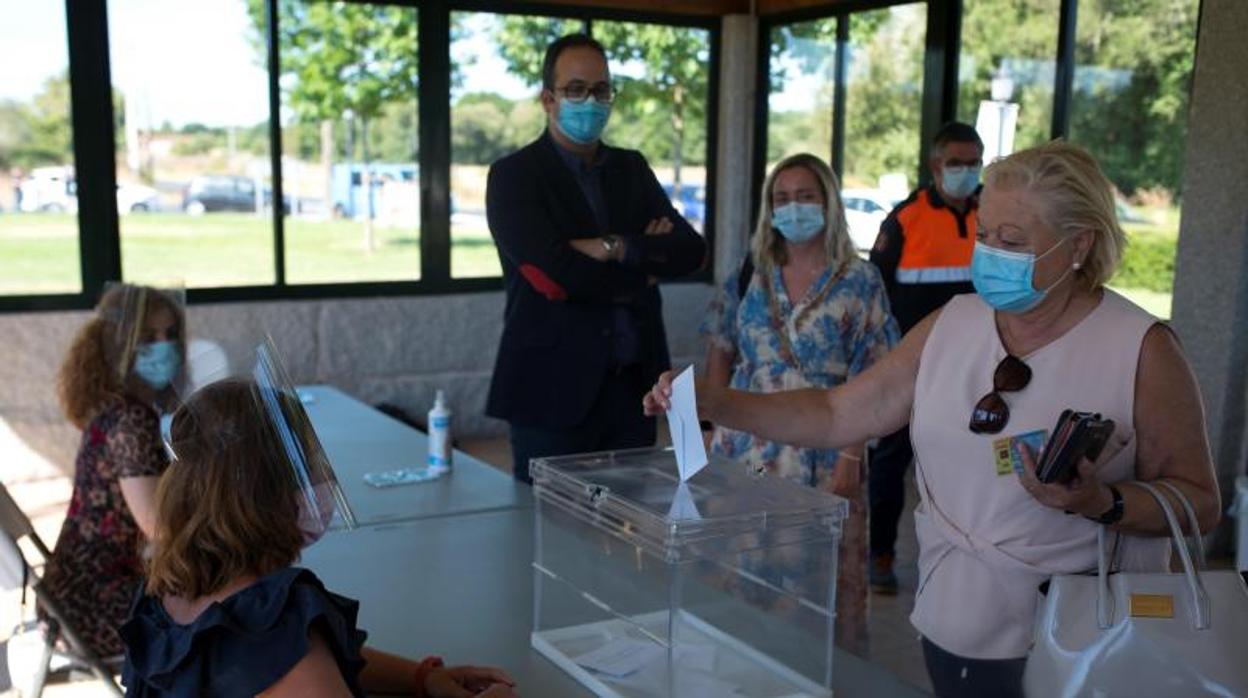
[647,311,938,451]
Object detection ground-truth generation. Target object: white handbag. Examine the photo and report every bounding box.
[1024,481,1248,697]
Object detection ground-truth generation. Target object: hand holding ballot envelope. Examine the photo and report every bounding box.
[650,366,708,482]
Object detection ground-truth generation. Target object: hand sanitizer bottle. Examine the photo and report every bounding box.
[427,390,452,471]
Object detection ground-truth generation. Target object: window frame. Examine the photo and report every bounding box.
[0,0,719,312]
[752,0,1088,227]
[753,0,955,217]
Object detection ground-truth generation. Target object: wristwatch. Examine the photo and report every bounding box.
[1088,484,1125,525]
[601,235,622,261]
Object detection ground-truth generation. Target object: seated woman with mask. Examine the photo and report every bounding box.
[41,284,184,657]
[120,375,518,697]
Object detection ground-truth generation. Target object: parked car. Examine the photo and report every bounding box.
[182,175,258,215]
[117,183,161,213]
[661,182,706,231]
[16,166,160,214]
[181,175,288,215]
[17,166,75,213]
[842,188,899,251]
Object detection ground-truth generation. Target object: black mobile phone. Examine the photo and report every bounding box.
[1036,411,1116,485]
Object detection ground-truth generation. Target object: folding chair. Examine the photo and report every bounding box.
[0,483,123,697]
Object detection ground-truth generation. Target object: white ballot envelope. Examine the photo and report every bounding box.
[664,366,708,482]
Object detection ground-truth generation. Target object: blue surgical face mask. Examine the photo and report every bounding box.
[133,340,181,390]
[971,239,1072,313]
[556,98,611,145]
[772,203,825,243]
[941,165,982,200]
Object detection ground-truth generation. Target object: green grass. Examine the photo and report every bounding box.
[0,214,84,293]
[0,213,505,292]
[0,208,1180,318]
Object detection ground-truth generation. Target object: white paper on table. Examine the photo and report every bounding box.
[664,366,708,482]
[573,638,665,677]
[605,664,742,698]
[667,482,703,521]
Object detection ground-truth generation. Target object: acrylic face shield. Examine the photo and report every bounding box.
[163,334,356,544]
[97,282,188,394]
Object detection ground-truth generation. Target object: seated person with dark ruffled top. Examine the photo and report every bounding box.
[42,284,184,658]
[120,378,518,697]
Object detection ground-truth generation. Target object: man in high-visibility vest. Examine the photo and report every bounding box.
[867,121,984,594]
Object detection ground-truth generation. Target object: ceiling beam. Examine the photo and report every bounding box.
[505,0,860,18]
[757,0,851,17]
[528,0,751,17]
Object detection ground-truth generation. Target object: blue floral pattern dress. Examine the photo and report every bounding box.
[700,254,899,654]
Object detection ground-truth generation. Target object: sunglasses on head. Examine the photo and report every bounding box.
[969,354,1032,434]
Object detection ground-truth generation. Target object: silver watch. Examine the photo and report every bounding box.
[601,235,622,260]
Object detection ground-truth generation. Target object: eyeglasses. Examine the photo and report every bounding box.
[553,81,616,104]
[968,354,1032,434]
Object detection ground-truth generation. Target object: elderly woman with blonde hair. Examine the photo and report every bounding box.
[699,152,898,654]
[655,141,1220,696]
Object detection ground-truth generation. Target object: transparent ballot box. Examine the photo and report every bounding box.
[530,448,848,697]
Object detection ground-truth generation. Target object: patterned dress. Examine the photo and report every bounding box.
[700,255,899,655]
[41,396,168,657]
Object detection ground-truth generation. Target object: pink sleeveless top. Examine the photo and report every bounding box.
[909,290,1169,659]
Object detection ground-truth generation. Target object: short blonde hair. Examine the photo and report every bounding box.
[750,153,857,275]
[983,141,1127,289]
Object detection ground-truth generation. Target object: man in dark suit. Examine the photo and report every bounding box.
[485,33,706,482]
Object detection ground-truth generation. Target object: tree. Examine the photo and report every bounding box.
[1067,0,1197,197]
[0,74,75,171]
[247,0,418,250]
[841,9,924,188]
[958,0,1198,199]
[452,93,533,165]
[765,12,925,186]
[765,20,836,167]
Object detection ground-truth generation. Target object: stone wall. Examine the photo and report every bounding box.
[1171,0,1248,543]
[0,283,714,475]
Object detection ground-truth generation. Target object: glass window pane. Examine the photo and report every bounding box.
[0,1,81,295]
[958,0,1060,159]
[109,0,274,288]
[449,13,582,279]
[280,2,420,285]
[594,20,713,235]
[843,4,926,249]
[1069,0,1199,320]
[767,19,837,173]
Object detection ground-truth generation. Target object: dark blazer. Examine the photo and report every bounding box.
[485,131,707,429]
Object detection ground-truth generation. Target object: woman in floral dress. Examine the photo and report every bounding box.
[700,153,899,655]
[40,284,185,657]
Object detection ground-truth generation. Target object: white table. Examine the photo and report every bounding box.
[302,507,930,697]
[299,385,531,527]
